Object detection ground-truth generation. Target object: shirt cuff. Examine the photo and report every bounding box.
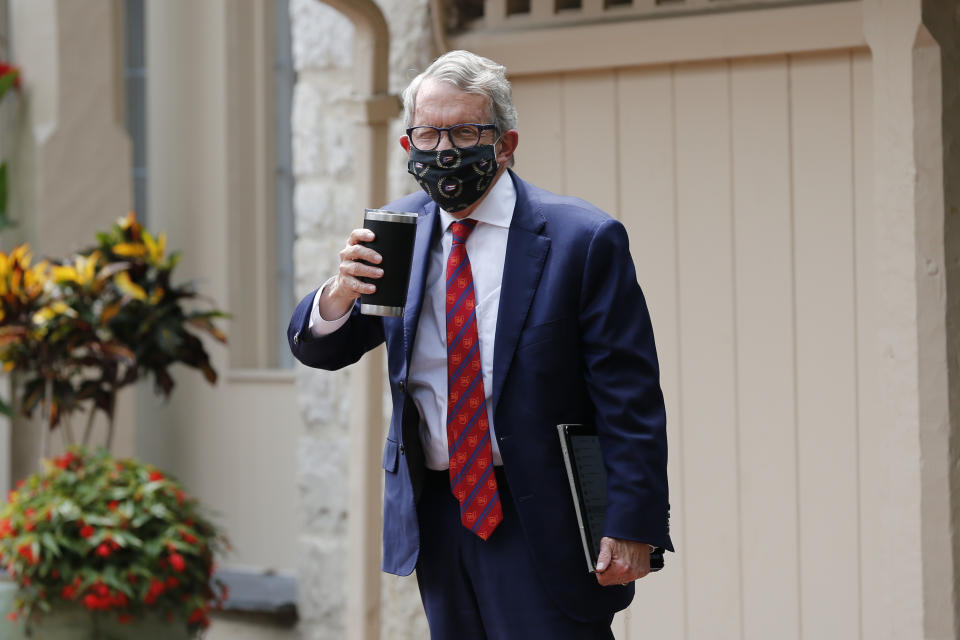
[308,277,351,337]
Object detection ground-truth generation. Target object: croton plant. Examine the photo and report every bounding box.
[0,212,227,448]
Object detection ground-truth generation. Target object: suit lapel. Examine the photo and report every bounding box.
[403,201,440,368]
[491,173,550,416]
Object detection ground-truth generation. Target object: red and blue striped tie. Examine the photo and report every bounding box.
[446,219,502,540]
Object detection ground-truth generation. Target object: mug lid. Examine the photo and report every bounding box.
[364,209,418,224]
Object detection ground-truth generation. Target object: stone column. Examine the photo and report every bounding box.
[289,1,433,638]
[6,0,134,480]
[862,0,959,637]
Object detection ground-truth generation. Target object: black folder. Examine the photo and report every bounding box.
[557,423,665,574]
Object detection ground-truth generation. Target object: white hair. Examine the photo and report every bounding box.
[402,50,518,136]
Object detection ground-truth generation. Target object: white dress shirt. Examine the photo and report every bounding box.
[309,174,516,470]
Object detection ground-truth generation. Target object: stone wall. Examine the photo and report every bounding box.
[289,1,433,637]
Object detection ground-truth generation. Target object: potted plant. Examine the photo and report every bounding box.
[0,213,229,637]
[0,448,228,637]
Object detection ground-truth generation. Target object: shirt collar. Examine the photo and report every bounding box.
[439,171,516,233]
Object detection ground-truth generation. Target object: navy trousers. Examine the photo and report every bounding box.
[415,468,615,640]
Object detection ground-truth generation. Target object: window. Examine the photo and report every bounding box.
[123,0,147,224]
[274,0,295,369]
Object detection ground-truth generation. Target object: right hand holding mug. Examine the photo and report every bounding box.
[318,228,383,320]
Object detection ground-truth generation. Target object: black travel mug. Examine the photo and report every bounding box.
[358,209,418,317]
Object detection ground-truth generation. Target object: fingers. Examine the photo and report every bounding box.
[595,537,613,573]
[331,229,383,300]
[595,537,650,587]
[341,229,382,269]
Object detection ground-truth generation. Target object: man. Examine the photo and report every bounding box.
[288,50,672,639]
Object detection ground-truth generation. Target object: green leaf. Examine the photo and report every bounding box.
[107,487,131,500]
[154,326,182,355]
[131,513,152,528]
[110,529,142,550]
[148,503,172,521]
[40,533,61,558]
[0,72,16,101]
[57,537,84,555]
[83,514,118,527]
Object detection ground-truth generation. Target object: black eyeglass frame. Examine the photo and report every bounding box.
[405,123,499,151]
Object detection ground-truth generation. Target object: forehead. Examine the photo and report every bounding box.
[412,79,490,127]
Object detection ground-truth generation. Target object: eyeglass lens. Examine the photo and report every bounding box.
[409,125,488,150]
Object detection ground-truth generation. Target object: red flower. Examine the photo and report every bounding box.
[0,518,13,538]
[0,63,20,89]
[96,543,111,557]
[80,524,95,538]
[148,471,164,482]
[180,531,198,544]
[144,577,169,605]
[169,552,186,572]
[94,582,109,598]
[107,500,119,511]
[165,576,179,589]
[127,572,138,584]
[54,451,76,470]
[117,613,133,624]
[61,584,77,600]
[187,606,208,624]
[175,489,185,505]
[82,594,100,610]
[14,480,23,489]
[17,543,36,565]
[6,611,17,622]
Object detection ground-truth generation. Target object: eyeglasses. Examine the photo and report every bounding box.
[406,123,499,151]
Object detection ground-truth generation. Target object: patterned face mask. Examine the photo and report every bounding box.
[407,144,499,213]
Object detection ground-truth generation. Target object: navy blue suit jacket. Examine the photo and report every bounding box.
[288,171,672,622]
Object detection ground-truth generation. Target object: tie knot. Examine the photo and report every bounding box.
[450,219,478,246]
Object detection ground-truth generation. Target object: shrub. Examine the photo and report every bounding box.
[0,447,228,632]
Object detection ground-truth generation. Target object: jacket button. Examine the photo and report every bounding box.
[398,380,406,393]
[399,444,406,455]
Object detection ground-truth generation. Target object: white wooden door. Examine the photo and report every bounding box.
[511,49,874,640]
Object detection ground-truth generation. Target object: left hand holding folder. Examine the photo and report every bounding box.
[594,537,651,587]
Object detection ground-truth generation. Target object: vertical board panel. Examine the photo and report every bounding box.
[617,65,687,640]
[852,49,887,640]
[674,61,742,640]
[511,75,566,194]
[730,57,801,640]
[790,52,861,639]
[562,70,620,216]
[612,609,628,639]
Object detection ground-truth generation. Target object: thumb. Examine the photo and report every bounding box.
[595,537,613,573]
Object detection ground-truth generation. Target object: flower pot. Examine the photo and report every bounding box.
[1,576,194,639]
